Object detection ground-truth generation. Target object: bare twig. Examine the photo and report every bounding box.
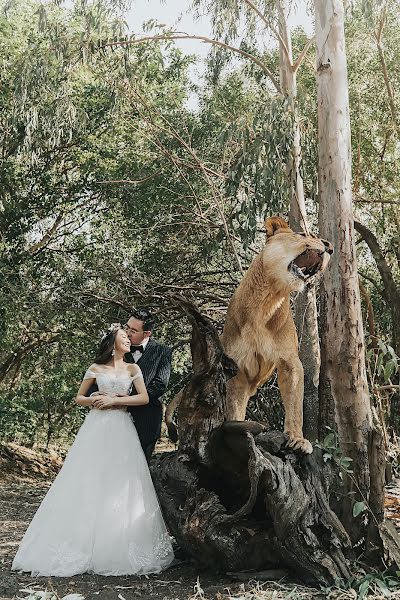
[292,36,315,73]
[94,172,162,185]
[375,385,400,391]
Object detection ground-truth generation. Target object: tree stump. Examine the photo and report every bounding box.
[153,296,352,585]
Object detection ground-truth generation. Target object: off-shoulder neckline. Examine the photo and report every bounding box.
[90,364,139,375]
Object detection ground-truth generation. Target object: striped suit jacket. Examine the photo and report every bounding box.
[125,338,172,448]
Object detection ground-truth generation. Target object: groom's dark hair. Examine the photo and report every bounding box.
[132,308,155,332]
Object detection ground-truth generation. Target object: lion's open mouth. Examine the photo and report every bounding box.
[289,249,324,281]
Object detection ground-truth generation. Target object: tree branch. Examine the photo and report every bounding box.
[358,271,386,300]
[375,385,400,391]
[94,172,162,185]
[100,33,281,93]
[127,85,244,273]
[292,36,315,73]
[354,221,400,303]
[243,0,292,66]
[28,214,64,254]
[79,292,132,312]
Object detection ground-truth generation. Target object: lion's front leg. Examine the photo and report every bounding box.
[224,373,251,421]
[277,357,312,454]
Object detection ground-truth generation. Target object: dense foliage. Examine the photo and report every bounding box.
[0,0,398,446]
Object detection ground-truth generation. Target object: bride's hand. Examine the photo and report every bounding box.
[92,395,115,409]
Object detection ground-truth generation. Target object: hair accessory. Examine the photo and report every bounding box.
[100,322,122,342]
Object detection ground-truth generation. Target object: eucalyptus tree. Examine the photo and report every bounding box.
[314,0,386,551]
[288,4,400,385]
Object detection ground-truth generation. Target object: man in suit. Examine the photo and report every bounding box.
[123,308,172,462]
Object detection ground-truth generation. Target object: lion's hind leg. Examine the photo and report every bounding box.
[224,373,252,421]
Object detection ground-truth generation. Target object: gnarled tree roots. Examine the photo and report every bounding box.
[152,425,352,585]
[156,295,352,585]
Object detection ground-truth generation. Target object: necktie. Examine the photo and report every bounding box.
[131,345,144,353]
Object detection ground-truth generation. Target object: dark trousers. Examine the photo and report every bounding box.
[129,401,162,463]
[143,440,157,463]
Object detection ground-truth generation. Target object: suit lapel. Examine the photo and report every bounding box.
[137,338,158,369]
[125,339,157,365]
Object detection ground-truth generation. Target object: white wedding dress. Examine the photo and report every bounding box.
[12,369,174,577]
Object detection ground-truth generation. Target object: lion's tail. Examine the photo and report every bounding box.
[165,389,183,443]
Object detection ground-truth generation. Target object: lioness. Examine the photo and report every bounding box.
[166,216,333,454]
[221,216,333,453]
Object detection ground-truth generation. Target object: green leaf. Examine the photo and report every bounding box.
[357,579,370,599]
[384,359,396,382]
[353,501,367,517]
[375,578,392,597]
[323,432,335,447]
[378,339,388,355]
[339,456,353,469]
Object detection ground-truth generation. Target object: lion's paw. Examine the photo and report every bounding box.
[286,436,313,454]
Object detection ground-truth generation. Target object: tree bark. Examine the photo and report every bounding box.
[277,0,320,441]
[158,296,352,584]
[314,0,378,542]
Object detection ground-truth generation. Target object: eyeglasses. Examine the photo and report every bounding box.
[124,324,144,334]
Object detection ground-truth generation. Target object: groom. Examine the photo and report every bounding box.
[123,308,172,461]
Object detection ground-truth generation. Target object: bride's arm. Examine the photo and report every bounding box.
[75,368,98,406]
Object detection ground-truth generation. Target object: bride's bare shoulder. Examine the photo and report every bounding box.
[89,363,105,373]
[127,363,141,376]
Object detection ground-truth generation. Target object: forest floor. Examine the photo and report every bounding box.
[1,442,400,600]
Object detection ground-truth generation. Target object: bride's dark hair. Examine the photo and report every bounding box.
[94,323,125,365]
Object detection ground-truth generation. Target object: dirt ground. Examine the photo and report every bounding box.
[0,477,241,600]
[1,442,400,600]
[1,439,268,600]
[0,441,247,600]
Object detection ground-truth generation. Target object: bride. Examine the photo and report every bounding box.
[12,324,174,577]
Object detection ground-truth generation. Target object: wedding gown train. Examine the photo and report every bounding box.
[12,370,174,577]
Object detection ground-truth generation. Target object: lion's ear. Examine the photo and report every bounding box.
[264,216,292,238]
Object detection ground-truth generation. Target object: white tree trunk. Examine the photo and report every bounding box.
[277,0,320,439]
[276,0,306,224]
[315,0,373,535]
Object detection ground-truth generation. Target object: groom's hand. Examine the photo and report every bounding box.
[90,391,106,409]
[92,394,115,410]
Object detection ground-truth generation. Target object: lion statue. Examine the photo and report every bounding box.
[166,216,333,454]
